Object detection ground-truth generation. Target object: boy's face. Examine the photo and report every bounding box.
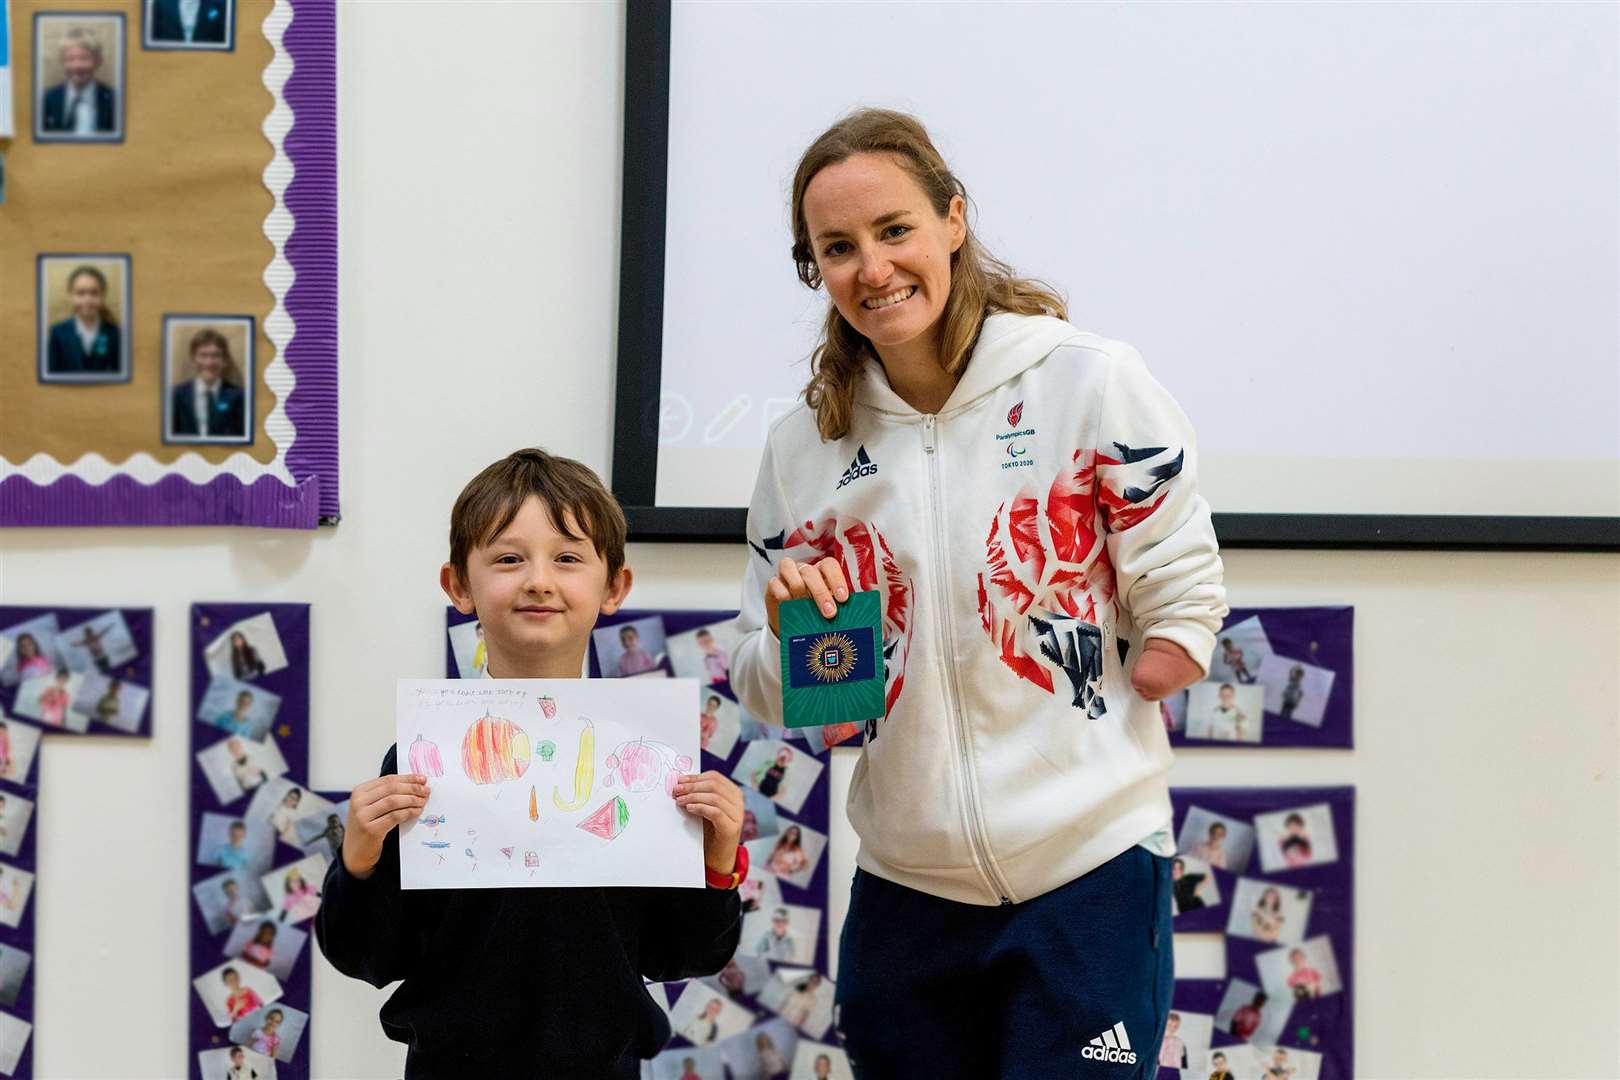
[443,496,631,676]
[1218,686,1234,705]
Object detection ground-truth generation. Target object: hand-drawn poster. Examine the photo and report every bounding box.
[396,678,705,890]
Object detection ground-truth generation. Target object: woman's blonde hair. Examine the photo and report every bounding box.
[789,109,1067,441]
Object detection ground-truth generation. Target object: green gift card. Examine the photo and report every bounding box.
[779,589,886,729]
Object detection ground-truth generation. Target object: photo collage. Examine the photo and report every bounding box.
[189,603,329,1080]
[447,607,852,1079]
[1157,788,1355,1080]
[1164,608,1354,750]
[0,605,156,1079]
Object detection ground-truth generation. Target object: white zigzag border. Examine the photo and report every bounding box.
[0,0,298,489]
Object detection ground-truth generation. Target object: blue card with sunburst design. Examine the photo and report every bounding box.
[780,590,885,729]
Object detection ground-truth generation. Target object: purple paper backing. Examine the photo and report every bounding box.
[1168,607,1355,750]
[0,0,338,529]
[189,604,312,1080]
[1165,786,1355,1080]
[0,606,155,740]
[0,773,39,1080]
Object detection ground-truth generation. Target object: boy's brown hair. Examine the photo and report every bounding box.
[448,448,627,584]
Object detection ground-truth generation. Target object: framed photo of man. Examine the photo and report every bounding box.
[162,315,255,446]
[142,0,236,52]
[36,254,133,384]
[33,12,126,143]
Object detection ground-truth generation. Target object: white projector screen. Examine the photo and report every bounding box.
[647,1,1619,520]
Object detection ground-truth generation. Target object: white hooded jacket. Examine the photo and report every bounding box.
[730,313,1228,906]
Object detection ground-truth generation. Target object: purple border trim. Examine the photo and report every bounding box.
[0,0,338,530]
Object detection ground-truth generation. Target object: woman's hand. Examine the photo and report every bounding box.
[1130,638,1202,702]
[673,771,745,875]
[764,557,849,636]
[341,773,430,880]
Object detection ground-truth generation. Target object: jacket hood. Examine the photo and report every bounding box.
[854,312,1082,416]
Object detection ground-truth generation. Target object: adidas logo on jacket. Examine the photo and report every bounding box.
[731,313,1228,906]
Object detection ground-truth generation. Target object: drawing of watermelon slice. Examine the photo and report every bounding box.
[577,795,630,841]
[537,695,557,719]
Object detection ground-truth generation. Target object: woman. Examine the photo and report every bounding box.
[1250,886,1285,943]
[230,632,267,680]
[767,825,809,878]
[729,110,1226,1076]
[46,265,121,375]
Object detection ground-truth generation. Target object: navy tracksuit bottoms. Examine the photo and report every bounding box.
[835,844,1174,1079]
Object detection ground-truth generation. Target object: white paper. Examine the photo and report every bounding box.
[396,678,704,890]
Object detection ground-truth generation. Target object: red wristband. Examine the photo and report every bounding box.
[705,844,748,890]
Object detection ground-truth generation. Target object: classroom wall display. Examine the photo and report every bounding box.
[1163,787,1355,1080]
[0,605,156,1079]
[446,606,848,1073]
[1166,608,1354,750]
[0,0,339,528]
[190,603,333,1079]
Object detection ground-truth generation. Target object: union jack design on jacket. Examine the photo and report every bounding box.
[732,313,1227,907]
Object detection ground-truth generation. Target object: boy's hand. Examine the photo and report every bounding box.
[672,771,744,875]
[1131,638,1203,702]
[765,557,849,636]
[342,773,430,880]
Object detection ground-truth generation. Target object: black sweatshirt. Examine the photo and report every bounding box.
[315,747,742,1079]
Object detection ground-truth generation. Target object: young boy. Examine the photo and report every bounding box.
[315,449,745,1078]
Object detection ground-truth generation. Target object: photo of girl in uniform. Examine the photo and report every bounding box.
[37,256,132,383]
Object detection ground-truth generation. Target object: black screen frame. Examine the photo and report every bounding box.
[611,0,1618,552]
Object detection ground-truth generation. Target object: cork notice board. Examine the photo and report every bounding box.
[0,0,338,528]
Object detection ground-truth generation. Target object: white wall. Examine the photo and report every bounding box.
[0,4,1615,1078]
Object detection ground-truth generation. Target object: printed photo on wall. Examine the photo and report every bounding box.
[222,916,309,982]
[1256,935,1343,1003]
[0,1010,33,1078]
[56,609,139,673]
[0,718,44,785]
[1226,878,1314,946]
[704,954,771,1001]
[0,861,36,929]
[741,902,821,966]
[739,863,785,918]
[1213,977,1288,1046]
[36,254,132,383]
[698,690,742,760]
[295,799,348,862]
[718,1016,798,1079]
[789,1041,853,1080]
[759,968,835,1039]
[0,943,32,1008]
[1176,806,1257,875]
[196,734,290,806]
[1258,654,1336,728]
[1254,803,1339,873]
[1170,854,1221,916]
[192,958,284,1028]
[228,1000,309,1064]
[0,613,62,687]
[647,1045,725,1080]
[668,619,740,687]
[246,779,335,849]
[1254,1044,1325,1080]
[667,980,756,1047]
[260,853,327,926]
[747,822,828,891]
[0,789,37,859]
[1208,615,1274,687]
[193,868,271,935]
[446,617,487,679]
[1184,680,1264,744]
[196,813,276,874]
[1203,1045,1261,1080]
[143,0,236,50]
[71,672,151,733]
[199,676,283,740]
[732,739,824,816]
[14,668,87,731]
[591,614,668,678]
[204,612,289,682]
[33,13,126,142]
[739,787,781,845]
[1154,1010,1213,1073]
[195,1044,275,1080]
[163,316,256,445]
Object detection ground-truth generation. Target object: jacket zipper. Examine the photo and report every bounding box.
[922,414,1015,906]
